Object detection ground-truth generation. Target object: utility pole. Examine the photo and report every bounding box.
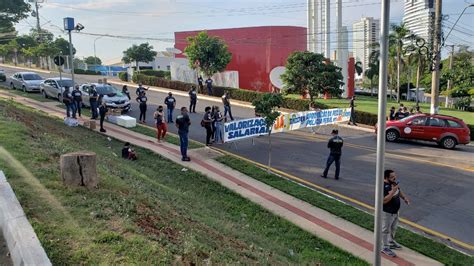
[35,1,41,35]
[374,0,390,265]
[445,45,454,108]
[430,0,442,114]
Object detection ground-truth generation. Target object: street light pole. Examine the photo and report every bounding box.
[93,36,103,66]
[68,29,75,86]
[374,0,390,265]
[430,0,442,114]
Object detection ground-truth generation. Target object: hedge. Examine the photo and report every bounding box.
[74,69,101,75]
[138,70,171,79]
[118,72,127,81]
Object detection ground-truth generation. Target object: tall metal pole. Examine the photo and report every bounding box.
[374,0,390,265]
[430,0,442,114]
[68,30,75,86]
[445,45,454,108]
[93,36,103,66]
[35,1,41,40]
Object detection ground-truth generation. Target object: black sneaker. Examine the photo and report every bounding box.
[100,129,106,133]
[182,157,191,161]
[335,177,339,180]
[320,175,327,178]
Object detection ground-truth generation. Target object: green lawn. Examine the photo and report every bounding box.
[0,100,366,265]
[0,86,53,102]
[216,155,474,265]
[286,94,474,125]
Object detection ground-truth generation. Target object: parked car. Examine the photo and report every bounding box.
[40,78,74,101]
[0,70,6,82]
[10,72,44,92]
[80,83,131,112]
[381,114,470,149]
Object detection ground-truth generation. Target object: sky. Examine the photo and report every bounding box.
[14,0,474,64]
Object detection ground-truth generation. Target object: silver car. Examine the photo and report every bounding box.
[10,72,44,92]
[80,83,131,112]
[40,78,75,101]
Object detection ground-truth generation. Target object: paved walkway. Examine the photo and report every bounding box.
[0,91,442,265]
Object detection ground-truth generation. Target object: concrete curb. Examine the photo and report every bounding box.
[0,171,51,266]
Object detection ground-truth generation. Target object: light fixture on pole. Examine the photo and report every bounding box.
[63,17,84,87]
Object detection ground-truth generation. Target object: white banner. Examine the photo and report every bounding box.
[224,108,351,142]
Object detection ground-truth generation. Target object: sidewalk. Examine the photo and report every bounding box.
[0,91,442,265]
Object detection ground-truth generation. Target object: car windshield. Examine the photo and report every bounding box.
[399,116,415,122]
[97,85,122,96]
[22,74,43,80]
[57,80,74,87]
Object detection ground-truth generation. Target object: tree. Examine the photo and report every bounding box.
[53,37,75,56]
[365,45,380,96]
[389,23,411,103]
[281,51,343,101]
[0,0,30,42]
[184,31,232,78]
[84,56,102,66]
[252,93,284,171]
[405,36,429,106]
[122,42,157,72]
[29,28,54,43]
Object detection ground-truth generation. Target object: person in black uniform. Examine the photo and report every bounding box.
[348,96,357,126]
[99,101,108,132]
[122,85,131,100]
[164,92,176,123]
[321,129,343,180]
[381,169,410,257]
[136,91,148,123]
[176,107,191,161]
[389,106,396,121]
[203,106,214,146]
[62,87,75,118]
[222,92,234,121]
[189,85,197,113]
[89,85,99,119]
[72,85,83,117]
[135,83,148,97]
[197,76,204,93]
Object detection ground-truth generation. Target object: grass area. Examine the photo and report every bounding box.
[0,85,53,102]
[216,155,474,265]
[287,94,474,125]
[0,100,367,265]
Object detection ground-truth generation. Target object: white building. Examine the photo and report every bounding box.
[352,17,380,74]
[307,0,330,58]
[403,0,435,45]
[126,51,188,71]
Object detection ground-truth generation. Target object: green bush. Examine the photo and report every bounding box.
[139,69,171,79]
[118,72,127,81]
[354,110,378,126]
[74,69,101,75]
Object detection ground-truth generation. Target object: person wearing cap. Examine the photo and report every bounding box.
[321,129,344,180]
[164,92,176,123]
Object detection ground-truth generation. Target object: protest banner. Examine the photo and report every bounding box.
[223,108,351,142]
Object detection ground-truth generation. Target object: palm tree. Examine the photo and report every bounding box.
[389,23,411,103]
[405,35,429,107]
[365,43,380,96]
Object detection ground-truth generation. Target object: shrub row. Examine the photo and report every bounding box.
[138,70,171,79]
[74,69,101,75]
[118,72,127,81]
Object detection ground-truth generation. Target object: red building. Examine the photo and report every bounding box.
[174,26,307,92]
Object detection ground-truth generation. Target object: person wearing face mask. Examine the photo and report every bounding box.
[176,107,191,161]
[164,92,176,123]
[153,105,167,142]
[136,91,148,124]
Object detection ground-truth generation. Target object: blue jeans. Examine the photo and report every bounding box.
[90,101,98,119]
[167,108,174,123]
[224,105,234,121]
[179,131,188,159]
[323,154,341,178]
[74,100,82,117]
[66,102,76,118]
[214,122,223,143]
[207,87,213,96]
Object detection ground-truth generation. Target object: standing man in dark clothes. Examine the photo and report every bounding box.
[321,129,343,180]
[135,83,148,97]
[89,85,99,119]
[176,107,191,161]
[222,92,234,121]
[381,169,410,257]
[62,87,75,118]
[72,85,83,117]
[197,76,204,93]
[205,77,213,96]
[99,101,108,132]
[122,85,131,100]
[389,106,396,121]
[348,96,357,126]
[136,91,148,123]
[189,85,197,113]
[203,106,214,146]
[164,92,176,123]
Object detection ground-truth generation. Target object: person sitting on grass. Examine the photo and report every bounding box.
[122,142,137,161]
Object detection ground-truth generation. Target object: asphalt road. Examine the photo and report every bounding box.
[1,65,473,250]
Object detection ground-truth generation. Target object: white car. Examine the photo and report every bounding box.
[80,83,131,112]
[40,78,74,101]
[10,72,44,92]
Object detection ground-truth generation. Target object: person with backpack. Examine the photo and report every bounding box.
[176,107,191,161]
[189,85,197,113]
[89,85,99,119]
[164,92,176,123]
[72,85,83,117]
[214,106,224,144]
[202,106,214,146]
[62,87,75,118]
[153,106,167,142]
[136,91,148,124]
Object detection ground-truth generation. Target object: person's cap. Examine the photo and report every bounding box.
[331,129,338,134]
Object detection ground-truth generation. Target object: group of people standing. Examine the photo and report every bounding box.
[389,103,422,121]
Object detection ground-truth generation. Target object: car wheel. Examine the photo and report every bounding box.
[42,90,48,99]
[10,82,15,89]
[440,137,457,149]
[22,85,27,92]
[386,129,399,142]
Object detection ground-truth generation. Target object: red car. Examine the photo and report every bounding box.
[382,114,471,149]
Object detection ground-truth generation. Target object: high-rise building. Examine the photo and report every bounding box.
[352,17,380,74]
[307,0,330,58]
[403,0,435,45]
